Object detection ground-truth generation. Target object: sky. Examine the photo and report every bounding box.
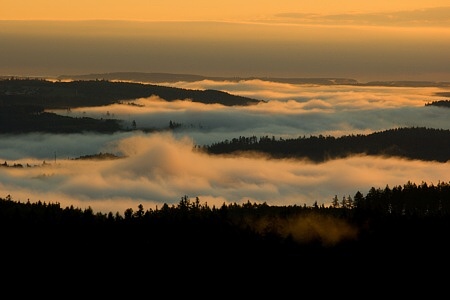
[1,80,450,215]
[1,1,450,81]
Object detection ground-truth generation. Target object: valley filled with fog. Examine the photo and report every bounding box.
[1,79,449,215]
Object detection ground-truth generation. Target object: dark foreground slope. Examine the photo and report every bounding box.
[3,182,450,288]
[3,180,450,262]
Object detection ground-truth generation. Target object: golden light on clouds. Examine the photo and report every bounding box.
[1,0,450,232]
[1,79,450,215]
[1,131,450,215]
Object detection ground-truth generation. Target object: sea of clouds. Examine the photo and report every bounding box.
[1,79,449,214]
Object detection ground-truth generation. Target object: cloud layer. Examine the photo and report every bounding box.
[1,80,449,215]
[53,80,450,144]
[1,132,449,215]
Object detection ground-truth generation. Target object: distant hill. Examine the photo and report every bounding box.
[201,127,450,163]
[0,78,263,109]
[0,78,264,133]
[5,72,450,87]
[425,99,450,108]
[363,81,450,88]
[55,72,450,88]
[56,72,359,85]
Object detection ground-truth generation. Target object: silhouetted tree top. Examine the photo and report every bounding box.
[3,180,450,264]
[425,99,450,108]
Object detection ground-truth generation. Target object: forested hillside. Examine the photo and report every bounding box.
[0,78,263,133]
[0,78,262,108]
[2,180,450,263]
[201,127,450,162]
[0,104,123,133]
[426,99,450,108]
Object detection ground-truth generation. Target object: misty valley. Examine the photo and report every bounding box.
[1,75,450,263]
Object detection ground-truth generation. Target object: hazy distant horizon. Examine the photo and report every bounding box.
[5,71,450,87]
[1,19,449,83]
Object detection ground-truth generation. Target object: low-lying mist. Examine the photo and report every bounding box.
[50,80,450,145]
[1,132,449,215]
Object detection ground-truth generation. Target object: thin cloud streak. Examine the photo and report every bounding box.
[274,6,450,27]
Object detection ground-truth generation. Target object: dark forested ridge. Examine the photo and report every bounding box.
[0,105,124,133]
[202,127,450,162]
[0,77,262,108]
[3,180,450,266]
[426,99,450,108]
[0,78,263,133]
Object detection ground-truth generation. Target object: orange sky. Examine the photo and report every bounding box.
[1,1,450,81]
[2,0,450,23]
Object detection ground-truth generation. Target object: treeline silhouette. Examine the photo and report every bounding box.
[202,126,450,162]
[3,180,450,261]
[0,104,123,133]
[0,77,262,108]
[425,99,450,108]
